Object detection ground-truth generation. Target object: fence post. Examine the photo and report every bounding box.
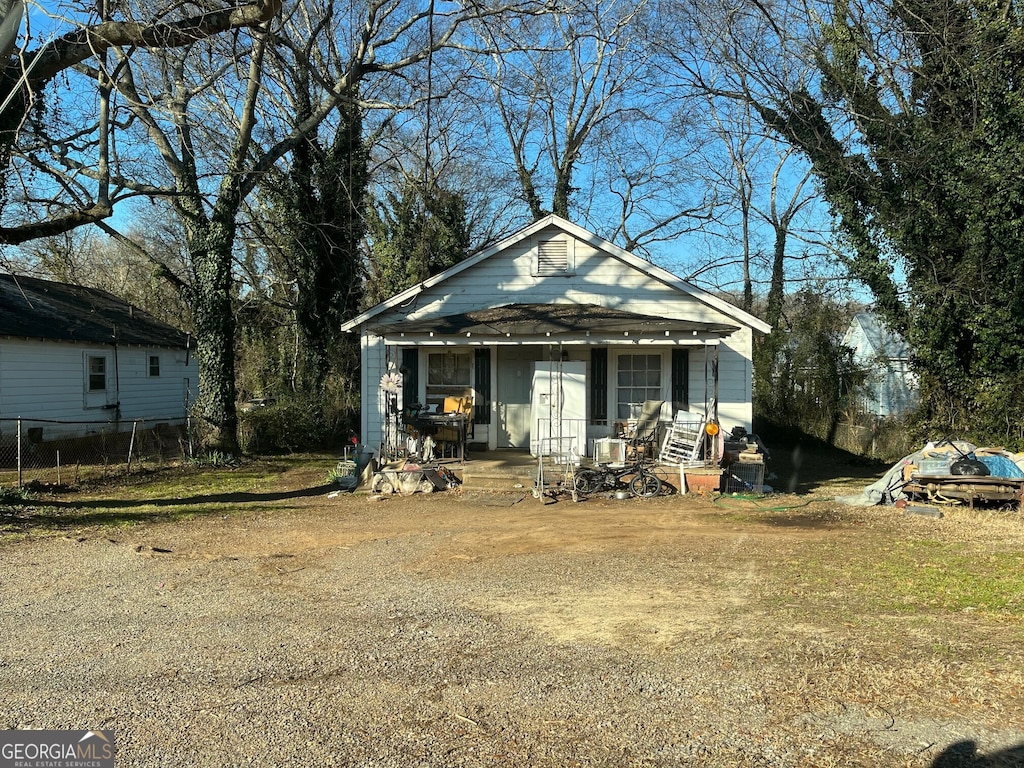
[126,420,138,477]
[16,417,22,489]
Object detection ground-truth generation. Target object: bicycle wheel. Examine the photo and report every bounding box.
[629,471,662,498]
[574,468,603,495]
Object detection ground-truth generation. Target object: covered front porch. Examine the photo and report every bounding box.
[372,303,739,463]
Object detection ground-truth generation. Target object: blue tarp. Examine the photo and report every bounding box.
[977,454,1024,478]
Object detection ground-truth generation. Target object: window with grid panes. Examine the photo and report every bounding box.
[425,352,472,410]
[616,354,661,419]
[87,355,107,391]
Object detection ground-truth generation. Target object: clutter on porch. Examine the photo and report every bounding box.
[354,336,773,497]
[367,369,469,495]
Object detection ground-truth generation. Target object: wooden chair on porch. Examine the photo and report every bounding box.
[627,399,665,461]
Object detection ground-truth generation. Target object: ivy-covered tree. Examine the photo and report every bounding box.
[256,89,369,395]
[748,0,1024,442]
[365,180,470,305]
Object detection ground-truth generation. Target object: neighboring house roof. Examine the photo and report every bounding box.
[0,274,191,348]
[844,312,910,361]
[341,215,771,334]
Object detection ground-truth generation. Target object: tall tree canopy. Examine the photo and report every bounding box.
[71,0,545,453]
[732,0,1024,440]
[365,178,470,306]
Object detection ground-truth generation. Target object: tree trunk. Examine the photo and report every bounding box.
[752,222,788,421]
[189,210,240,455]
[766,225,786,329]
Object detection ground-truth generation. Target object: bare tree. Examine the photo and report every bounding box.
[0,0,283,245]
[460,0,708,250]
[68,0,546,453]
[20,217,191,328]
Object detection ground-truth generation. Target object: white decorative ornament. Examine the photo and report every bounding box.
[380,371,403,394]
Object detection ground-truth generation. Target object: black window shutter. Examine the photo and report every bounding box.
[590,347,608,421]
[671,348,689,413]
[473,348,491,424]
[401,348,419,406]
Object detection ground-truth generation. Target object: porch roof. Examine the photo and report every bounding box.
[369,303,740,338]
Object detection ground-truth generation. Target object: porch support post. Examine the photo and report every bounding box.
[489,345,499,451]
[712,345,720,464]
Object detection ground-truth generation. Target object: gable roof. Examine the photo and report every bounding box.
[844,312,910,360]
[341,215,771,334]
[0,274,191,348]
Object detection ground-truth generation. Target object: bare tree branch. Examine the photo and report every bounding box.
[21,0,285,86]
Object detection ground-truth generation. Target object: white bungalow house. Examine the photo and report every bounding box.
[340,216,770,458]
[842,312,918,418]
[0,274,198,440]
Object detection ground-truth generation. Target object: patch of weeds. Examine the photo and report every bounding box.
[868,543,1024,615]
[186,450,239,468]
[0,485,29,503]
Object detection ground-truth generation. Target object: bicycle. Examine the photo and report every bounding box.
[573,457,663,498]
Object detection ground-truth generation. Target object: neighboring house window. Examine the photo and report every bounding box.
[87,355,107,391]
[149,354,161,377]
[426,351,472,409]
[88,354,107,391]
[616,354,661,419]
[532,237,574,276]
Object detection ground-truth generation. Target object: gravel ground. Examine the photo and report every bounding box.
[1,483,1023,767]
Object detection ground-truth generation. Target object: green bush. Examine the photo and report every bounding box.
[238,394,358,455]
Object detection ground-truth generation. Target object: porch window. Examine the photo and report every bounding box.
[616,354,661,419]
[426,351,472,410]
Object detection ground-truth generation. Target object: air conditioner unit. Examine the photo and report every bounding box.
[594,438,627,465]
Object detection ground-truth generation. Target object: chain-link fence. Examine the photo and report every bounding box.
[0,417,192,488]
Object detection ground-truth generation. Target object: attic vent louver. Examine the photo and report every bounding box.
[536,239,569,275]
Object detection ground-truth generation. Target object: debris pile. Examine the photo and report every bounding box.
[839,439,1024,509]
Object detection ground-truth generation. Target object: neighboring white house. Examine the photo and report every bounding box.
[340,215,771,455]
[842,312,917,418]
[0,274,198,439]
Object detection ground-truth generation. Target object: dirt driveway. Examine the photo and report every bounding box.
[1,466,1023,767]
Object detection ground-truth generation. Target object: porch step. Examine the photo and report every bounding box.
[458,470,535,491]
[456,454,568,492]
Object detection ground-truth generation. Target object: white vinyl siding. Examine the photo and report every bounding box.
[361,221,761,435]
[0,339,197,434]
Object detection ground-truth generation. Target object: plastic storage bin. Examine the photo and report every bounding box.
[916,457,952,476]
